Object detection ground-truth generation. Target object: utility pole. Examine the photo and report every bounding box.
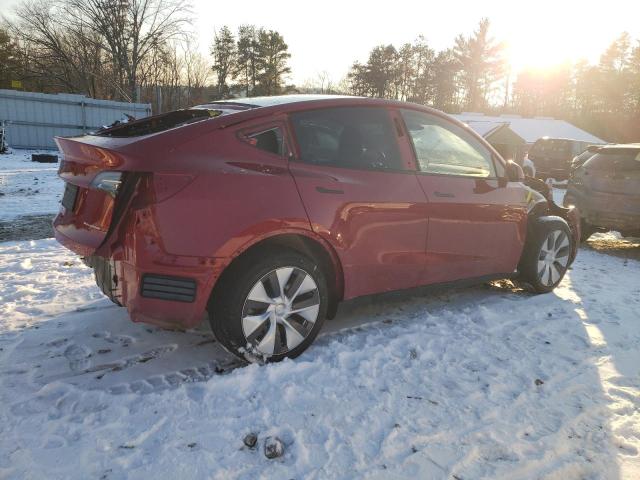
[155,85,162,114]
[503,65,512,110]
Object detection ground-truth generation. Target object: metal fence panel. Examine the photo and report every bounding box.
[0,90,152,150]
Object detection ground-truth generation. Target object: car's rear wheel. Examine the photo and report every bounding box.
[209,248,328,363]
[519,216,573,293]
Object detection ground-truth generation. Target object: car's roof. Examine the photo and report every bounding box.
[193,94,462,128]
[593,143,640,157]
[196,94,420,112]
[598,143,640,150]
[211,94,359,108]
[534,137,581,143]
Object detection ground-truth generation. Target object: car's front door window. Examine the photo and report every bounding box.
[401,109,496,178]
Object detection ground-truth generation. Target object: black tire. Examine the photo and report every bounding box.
[580,219,597,243]
[518,216,573,293]
[208,247,328,363]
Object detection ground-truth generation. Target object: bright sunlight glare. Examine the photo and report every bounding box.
[188,0,640,83]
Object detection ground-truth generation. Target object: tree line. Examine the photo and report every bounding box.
[344,20,640,142]
[1,0,212,112]
[1,3,639,142]
[210,25,293,98]
[0,0,295,113]
[346,20,504,113]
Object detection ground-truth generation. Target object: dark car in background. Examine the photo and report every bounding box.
[565,144,640,241]
[529,137,593,180]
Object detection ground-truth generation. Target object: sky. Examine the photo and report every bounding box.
[3,0,640,85]
[189,0,640,84]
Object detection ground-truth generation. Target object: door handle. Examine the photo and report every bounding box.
[316,186,344,194]
[434,191,455,198]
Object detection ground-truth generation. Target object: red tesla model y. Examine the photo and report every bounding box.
[54,96,579,362]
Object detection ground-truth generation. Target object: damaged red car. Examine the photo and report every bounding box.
[54,96,580,362]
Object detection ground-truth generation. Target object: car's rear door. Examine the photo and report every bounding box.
[287,106,428,299]
[399,108,528,284]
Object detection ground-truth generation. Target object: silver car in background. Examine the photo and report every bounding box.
[565,144,640,241]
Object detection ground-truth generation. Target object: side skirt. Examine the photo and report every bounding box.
[332,272,515,317]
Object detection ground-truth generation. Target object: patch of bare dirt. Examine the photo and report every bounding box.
[0,214,55,242]
[584,235,640,261]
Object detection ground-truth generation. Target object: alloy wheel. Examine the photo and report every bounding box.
[241,267,320,356]
[537,229,570,286]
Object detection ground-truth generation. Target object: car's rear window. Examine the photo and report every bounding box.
[290,107,402,171]
[530,140,572,158]
[96,108,225,137]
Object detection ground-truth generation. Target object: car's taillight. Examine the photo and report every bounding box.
[90,171,123,197]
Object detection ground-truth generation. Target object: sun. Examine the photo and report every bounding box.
[506,37,575,73]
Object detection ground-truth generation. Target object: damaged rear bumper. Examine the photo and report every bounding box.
[83,254,216,330]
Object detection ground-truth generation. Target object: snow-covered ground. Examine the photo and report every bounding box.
[1,235,639,479]
[0,150,62,221]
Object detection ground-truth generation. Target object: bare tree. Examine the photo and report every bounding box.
[65,0,191,101]
[8,1,107,96]
[183,40,210,105]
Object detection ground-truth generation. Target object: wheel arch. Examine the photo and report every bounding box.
[517,214,574,292]
[209,230,344,319]
[518,214,573,270]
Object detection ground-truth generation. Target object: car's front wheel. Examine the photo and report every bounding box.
[580,219,597,242]
[518,216,573,293]
[209,248,328,363]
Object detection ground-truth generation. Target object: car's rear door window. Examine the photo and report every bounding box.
[289,107,403,171]
[240,127,284,156]
[400,109,496,178]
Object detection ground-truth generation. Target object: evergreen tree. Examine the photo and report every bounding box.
[409,37,436,105]
[432,49,460,111]
[235,25,259,96]
[453,18,506,110]
[598,33,632,113]
[254,29,291,95]
[211,26,236,99]
[628,41,640,111]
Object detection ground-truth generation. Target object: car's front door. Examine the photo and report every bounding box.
[287,106,428,299]
[399,109,529,284]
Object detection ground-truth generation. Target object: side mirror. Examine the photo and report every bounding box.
[506,160,525,182]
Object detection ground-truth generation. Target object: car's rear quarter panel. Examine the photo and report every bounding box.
[110,122,313,327]
[137,122,311,258]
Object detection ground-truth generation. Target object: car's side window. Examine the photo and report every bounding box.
[289,107,403,171]
[401,109,496,178]
[586,152,640,172]
[241,127,284,156]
